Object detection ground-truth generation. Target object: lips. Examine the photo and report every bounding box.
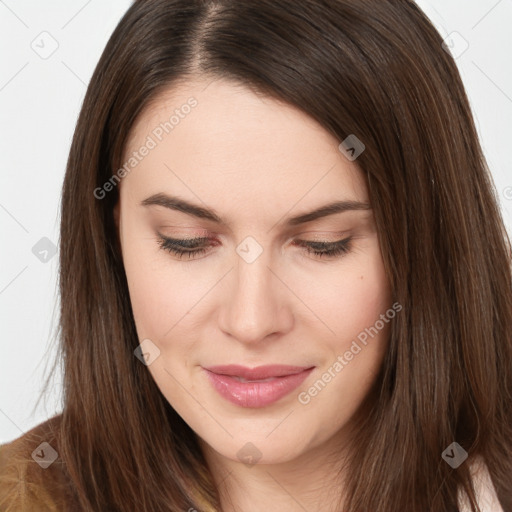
[203,364,314,408]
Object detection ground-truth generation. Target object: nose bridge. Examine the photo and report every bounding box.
[218,238,292,343]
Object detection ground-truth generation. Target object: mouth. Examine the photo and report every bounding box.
[202,364,315,408]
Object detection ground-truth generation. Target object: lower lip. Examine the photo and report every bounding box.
[203,368,314,408]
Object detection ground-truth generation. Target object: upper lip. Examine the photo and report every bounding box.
[204,364,313,380]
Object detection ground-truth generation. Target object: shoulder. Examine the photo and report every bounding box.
[0,414,78,511]
[458,456,504,512]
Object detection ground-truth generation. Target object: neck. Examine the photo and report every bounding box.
[198,428,352,512]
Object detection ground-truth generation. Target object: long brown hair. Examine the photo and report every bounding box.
[55,0,512,510]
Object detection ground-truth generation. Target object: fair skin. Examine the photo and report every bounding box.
[114,78,392,511]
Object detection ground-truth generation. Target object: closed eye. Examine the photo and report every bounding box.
[156,233,353,260]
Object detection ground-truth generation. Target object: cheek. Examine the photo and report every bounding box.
[339,252,390,336]
[305,240,392,399]
[121,229,221,346]
[298,239,391,343]
[120,224,183,340]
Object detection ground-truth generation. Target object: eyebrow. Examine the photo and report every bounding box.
[141,192,371,226]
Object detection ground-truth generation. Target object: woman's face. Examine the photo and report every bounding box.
[115,78,392,466]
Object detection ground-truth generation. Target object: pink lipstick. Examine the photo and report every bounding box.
[203,364,314,408]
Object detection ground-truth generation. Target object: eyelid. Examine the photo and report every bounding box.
[293,233,350,243]
[156,232,353,261]
[157,232,349,247]
[156,233,212,250]
[161,235,209,245]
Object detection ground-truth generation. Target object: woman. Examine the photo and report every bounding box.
[1,0,511,510]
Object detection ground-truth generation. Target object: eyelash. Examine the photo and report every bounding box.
[156,234,352,260]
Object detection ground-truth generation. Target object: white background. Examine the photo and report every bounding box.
[1,0,511,443]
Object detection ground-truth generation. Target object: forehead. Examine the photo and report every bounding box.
[120,78,368,213]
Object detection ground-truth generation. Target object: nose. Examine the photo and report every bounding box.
[217,246,294,345]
